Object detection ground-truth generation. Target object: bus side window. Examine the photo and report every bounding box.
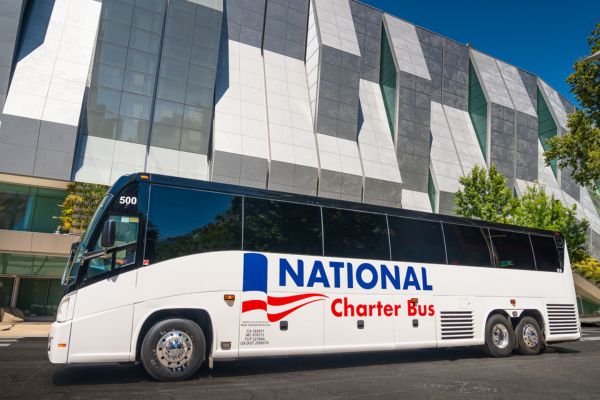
[145,185,242,264]
[322,208,390,261]
[488,229,535,270]
[388,217,446,264]
[86,215,139,279]
[530,235,562,272]
[243,197,322,256]
[442,223,492,267]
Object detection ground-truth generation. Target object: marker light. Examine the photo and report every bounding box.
[224,294,235,301]
[410,298,418,304]
[510,299,516,306]
[140,174,149,180]
[58,343,67,348]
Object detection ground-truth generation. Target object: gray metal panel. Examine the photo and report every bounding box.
[225,0,266,48]
[0,142,36,176]
[0,0,25,101]
[518,68,538,112]
[363,177,402,208]
[415,27,442,104]
[442,39,469,111]
[515,111,538,182]
[395,71,432,192]
[316,45,361,140]
[34,148,75,181]
[263,0,309,61]
[349,1,382,83]
[0,114,40,146]
[269,160,318,196]
[489,103,516,189]
[561,167,580,200]
[438,191,456,216]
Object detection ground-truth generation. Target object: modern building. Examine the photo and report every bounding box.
[0,0,599,318]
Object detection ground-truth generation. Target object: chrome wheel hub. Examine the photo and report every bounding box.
[156,330,193,369]
[522,323,539,348]
[492,323,510,349]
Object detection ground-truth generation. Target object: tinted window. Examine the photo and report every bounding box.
[443,224,492,267]
[388,217,446,264]
[489,229,535,270]
[322,208,389,260]
[146,185,242,263]
[243,198,322,255]
[530,235,562,272]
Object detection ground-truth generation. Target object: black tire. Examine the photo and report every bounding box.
[141,318,206,381]
[515,316,544,355]
[484,314,515,357]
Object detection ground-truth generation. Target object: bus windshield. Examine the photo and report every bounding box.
[62,194,113,286]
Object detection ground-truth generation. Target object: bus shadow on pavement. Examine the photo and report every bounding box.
[52,344,578,386]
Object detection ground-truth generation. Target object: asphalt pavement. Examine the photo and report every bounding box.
[1,327,600,400]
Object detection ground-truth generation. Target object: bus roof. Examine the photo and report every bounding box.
[110,172,564,239]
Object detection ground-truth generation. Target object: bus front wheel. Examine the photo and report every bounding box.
[514,316,544,355]
[484,314,515,357]
[141,318,206,381]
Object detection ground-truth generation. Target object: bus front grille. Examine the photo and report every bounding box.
[440,311,474,340]
[546,304,579,335]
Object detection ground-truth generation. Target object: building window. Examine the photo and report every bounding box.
[468,62,487,161]
[380,27,396,137]
[0,183,66,233]
[16,278,63,317]
[0,253,68,276]
[537,87,558,178]
[428,170,436,212]
[0,277,14,308]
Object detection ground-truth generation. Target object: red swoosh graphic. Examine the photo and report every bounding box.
[241,293,329,321]
[267,293,327,306]
[242,300,267,313]
[266,298,326,322]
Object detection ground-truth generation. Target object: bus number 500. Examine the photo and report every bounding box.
[119,196,137,205]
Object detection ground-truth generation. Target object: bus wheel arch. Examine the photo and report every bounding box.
[483,311,515,357]
[135,308,214,364]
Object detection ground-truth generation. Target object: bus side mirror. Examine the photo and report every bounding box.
[101,220,116,248]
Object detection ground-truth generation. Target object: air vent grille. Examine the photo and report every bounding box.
[546,304,578,335]
[440,311,474,340]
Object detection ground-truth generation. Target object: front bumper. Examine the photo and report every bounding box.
[48,320,72,364]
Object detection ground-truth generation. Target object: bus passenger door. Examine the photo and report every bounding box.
[69,182,147,363]
[393,294,437,349]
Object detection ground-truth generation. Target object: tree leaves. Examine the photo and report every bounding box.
[455,165,590,263]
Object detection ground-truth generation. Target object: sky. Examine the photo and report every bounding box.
[364,0,600,105]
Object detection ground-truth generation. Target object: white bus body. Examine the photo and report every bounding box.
[48,174,580,380]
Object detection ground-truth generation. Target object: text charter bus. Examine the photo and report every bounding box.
[48,173,580,381]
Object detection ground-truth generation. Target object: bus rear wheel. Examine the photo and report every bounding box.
[484,314,515,357]
[141,318,206,381]
[515,316,544,355]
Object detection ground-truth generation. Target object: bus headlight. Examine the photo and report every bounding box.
[56,297,71,323]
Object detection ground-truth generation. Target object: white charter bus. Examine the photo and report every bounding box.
[49,173,580,381]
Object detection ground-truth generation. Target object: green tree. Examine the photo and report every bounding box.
[455,165,518,223]
[544,23,600,189]
[513,183,589,262]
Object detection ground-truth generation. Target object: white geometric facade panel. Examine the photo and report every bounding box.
[429,101,463,193]
[401,189,433,213]
[74,136,145,185]
[263,50,319,195]
[382,14,431,80]
[212,40,269,187]
[312,0,361,56]
[357,79,401,207]
[316,133,364,201]
[496,60,536,117]
[442,104,487,174]
[357,80,401,183]
[538,78,569,132]
[536,141,565,201]
[3,0,101,125]
[580,190,600,233]
[470,50,513,109]
[146,146,209,182]
[562,190,588,221]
